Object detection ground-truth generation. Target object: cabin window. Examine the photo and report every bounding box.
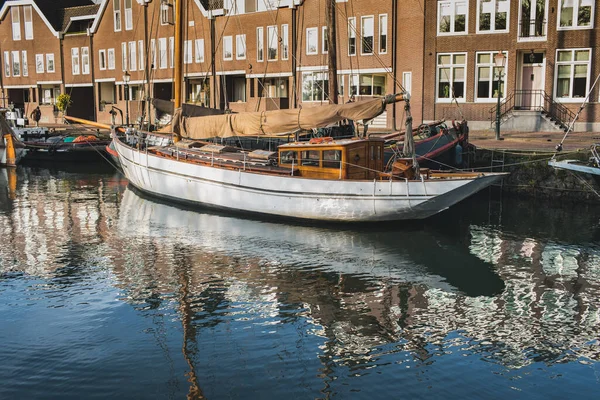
[323,150,342,168]
[280,150,298,165]
[21,51,28,77]
[559,0,594,29]
[114,0,122,32]
[124,0,133,31]
[81,47,90,74]
[236,35,246,60]
[24,6,33,40]
[306,28,318,55]
[108,48,116,70]
[35,54,43,74]
[71,48,80,75]
[12,7,21,41]
[348,18,356,56]
[267,26,278,60]
[361,16,374,55]
[281,24,289,60]
[301,150,320,166]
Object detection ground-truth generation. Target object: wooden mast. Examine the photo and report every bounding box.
[326,0,338,104]
[173,0,184,109]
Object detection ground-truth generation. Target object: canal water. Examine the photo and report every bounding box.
[1,164,599,399]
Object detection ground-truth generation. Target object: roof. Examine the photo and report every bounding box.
[58,4,100,32]
[1,0,96,32]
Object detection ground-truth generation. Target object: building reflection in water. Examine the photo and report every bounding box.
[1,166,599,397]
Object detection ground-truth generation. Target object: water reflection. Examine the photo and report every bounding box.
[1,166,600,398]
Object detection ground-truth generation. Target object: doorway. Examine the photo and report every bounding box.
[518,51,545,110]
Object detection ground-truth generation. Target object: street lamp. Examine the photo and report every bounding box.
[123,71,130,126]
[494,51,506,140]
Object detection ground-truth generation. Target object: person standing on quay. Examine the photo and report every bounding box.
[31,106,41,127]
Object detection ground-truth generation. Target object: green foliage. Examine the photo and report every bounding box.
[55,94,72,113]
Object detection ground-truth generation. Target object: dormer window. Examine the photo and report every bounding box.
[161,0,174,25]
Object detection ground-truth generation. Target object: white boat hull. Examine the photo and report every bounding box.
[114,137,505,222]
[0,143,25,166]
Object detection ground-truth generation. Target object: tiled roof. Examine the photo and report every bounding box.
[58,4,100,32]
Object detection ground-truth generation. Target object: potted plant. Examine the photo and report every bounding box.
[55,93,72,116]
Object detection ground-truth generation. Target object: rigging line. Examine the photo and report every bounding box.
[189,1,210,104]
[438,58,465,120]
[552,71,600,159]
[566,169,600,199]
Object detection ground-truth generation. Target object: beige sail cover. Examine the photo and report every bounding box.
[172,98,386,139]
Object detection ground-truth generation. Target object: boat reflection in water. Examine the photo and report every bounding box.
[2,166,600,398]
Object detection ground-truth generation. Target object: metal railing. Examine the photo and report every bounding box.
[489,90,576,131]
[519,18,546,38]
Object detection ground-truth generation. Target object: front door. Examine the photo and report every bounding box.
[519,52,545,109]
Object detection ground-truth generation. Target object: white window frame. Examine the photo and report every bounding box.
[195,39,204,63]
[21,51,28,77]
[554,48,592,102]
[223,36,233,61]
[322,26,328,54]
[12,51,21,77]
[306,27,318,55]
[24,6,33,40]
[402,71,412,96]
[121,42,128,71]
[184,40,193,64]
[4,52,11,77]
[71,48,80,75]
[436,52,467,102]
[35,54,44,74]
[128,41,137,71]
[107,48,115,70]
[159,38,167,69]
[437,0,469,36]
[138,40,145,70]
[348,17,356,56]
[361,16,374,55]
[81,47,90,74]
[257,27,264,62]
[114,0,122,32]
[11,7,21,41]
[46,53,55,73]
[99,49,107,70]
[169,37,174,68]
[236,35,246,60]
[379,14,388,54]
[302,71,329,102]
[281,24,289,60]
[476,0,509,33]
[267,26,278,61]
[558,0,595,30]
[124,0,133,31]
[474,51,508,102]
[151,39,157,68]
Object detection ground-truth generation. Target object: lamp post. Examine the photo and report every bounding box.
[494,51,506,140]
[123,71,130,126]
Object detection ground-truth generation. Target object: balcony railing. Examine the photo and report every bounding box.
[519,19,546,38]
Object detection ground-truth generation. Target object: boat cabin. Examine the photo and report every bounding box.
[278,137,385,179]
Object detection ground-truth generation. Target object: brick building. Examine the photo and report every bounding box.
[1,0,599,132]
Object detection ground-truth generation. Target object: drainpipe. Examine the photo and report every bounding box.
[391,0,398,131]
[211,17,217,109]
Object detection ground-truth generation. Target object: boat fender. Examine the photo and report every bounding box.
[455,143,463,166]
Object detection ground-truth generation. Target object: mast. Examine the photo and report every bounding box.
[326,0,338,104]
[173,0,184,109]
[143,1,151,130]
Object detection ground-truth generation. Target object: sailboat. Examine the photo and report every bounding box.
[105,2,506,222]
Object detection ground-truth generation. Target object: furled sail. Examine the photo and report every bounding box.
[172,95,405,139]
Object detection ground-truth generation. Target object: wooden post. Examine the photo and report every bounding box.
[173,0,184,109]
[326,0,338,104]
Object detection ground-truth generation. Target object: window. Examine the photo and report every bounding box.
[322,27,328,54]
[71,48,80,75]
[128,41,137,71]
[4,52,10,77]
[151,39,156,68]
[436,53,466,101]
[35,54,43,74]
[301,150,320,166]
[12,51,20,77]
[475,51,507,100]
[24,6,33,40]
[21,51,28,76]
[267,26,278,60]
[323,150,342,169]
[402,71,412,95]
[195,39,204,63]
[349,74,386,96]
[11,7,21,41]
[125,0,133,30]
[81,47,90,74]
[108,48,115,70]
[438,0,468,35]
[236,35,246,60]
[139,40,145,70]
[281,24,289,60]
[46,54,55,73]
[114,0,122,32]
[306,28,318,55]
[159,38,167,69]
[280,150,298,165]
[99,82,116,104]
[257,27,264,62]
[478,0,508,32]
[180,40,191,64]
[379,14,388,53]
[169,37,174,68]
[258,78,288,98]
[99,49,107,70]
[555,49,591,100]
[161,0,174,25]
[41,85,60,105]
[223,36,233,60]
[121,42,128,71]
[361,16,374,54]
[348,17,356,56]
[302,72,329,102]
[559,0,594,29]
